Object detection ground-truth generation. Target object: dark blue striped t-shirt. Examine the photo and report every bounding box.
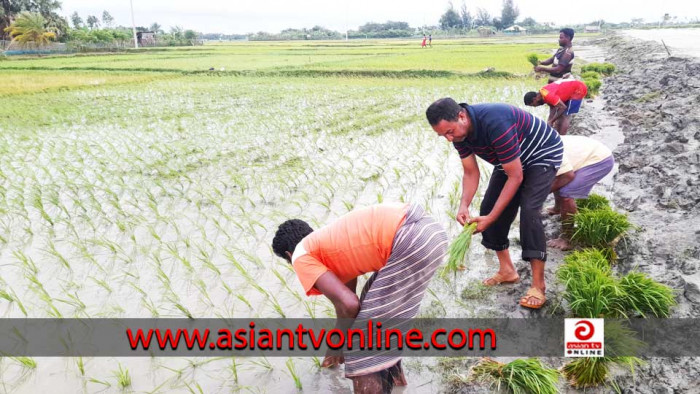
[453,103,563,171]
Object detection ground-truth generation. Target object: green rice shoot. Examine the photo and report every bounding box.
[442,222,477,277]
[471,358,560,394]
[285,358,303,390]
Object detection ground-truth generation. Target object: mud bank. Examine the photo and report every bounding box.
[568,33,700,392]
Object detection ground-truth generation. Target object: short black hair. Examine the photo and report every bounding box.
[560,28,574,40]
[426,97,465,126]
[272,219,314,260]
[523,91,538,106]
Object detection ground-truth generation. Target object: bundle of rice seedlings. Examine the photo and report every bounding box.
[557,257,626,318]
[604,320,646,357]
[581,62,616,75]
[562,248,611,271]
[561,357,608,388]
[575,194,610,211]
[562,356,643,388]
[618,272,677,317]
[583,77,602,98]
[441,222,477,277]
[580,71,602,80]
[571,209,632,249]
[471,358,560,394]
[527,53,540,66]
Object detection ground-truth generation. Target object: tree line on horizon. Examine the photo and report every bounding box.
[2,0,692,47]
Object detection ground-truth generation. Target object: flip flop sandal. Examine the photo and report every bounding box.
[519,287,546,309]
[483,273,521,286]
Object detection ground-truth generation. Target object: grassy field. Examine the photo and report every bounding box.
[0,37,556,392]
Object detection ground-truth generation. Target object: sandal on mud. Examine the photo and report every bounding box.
[519,287,546,309]
[482,273,520,286]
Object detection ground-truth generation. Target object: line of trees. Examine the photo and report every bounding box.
[249,25,341,41]
[349,21,414,38]
[439,0,520,31]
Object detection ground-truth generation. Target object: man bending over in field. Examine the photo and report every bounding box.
[547,135,615,250]
[272,203,447,393]
[426,98,563,309]
[524,79,588,135]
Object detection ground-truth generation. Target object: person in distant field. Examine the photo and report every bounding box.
[535,28,575,83]
[421,35,427,48]
[428,34,432,47]
[272,203,447,393]
[524,79,588,135]
[426,98,563,310]
[547,135,614,250]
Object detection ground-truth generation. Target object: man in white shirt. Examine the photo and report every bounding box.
[548,135,615,250]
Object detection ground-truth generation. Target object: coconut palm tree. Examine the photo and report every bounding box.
[4,11,56,47]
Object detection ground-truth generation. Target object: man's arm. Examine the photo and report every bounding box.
[314,272,360,319]
[469,158,523,233]
[550,171,575,192]
[313,271,360,367]
[345,278,357,293]
[456,154,480,226]
[535,52,572,74]
[538,56,554,66]
[548,100,568,125]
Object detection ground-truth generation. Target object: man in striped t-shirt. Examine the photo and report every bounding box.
[426,98,563,309]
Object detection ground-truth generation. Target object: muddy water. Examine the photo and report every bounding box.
[623,28,700,58]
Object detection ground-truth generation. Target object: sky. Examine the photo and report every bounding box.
[58,0,699,35]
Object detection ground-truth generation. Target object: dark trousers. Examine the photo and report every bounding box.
[479,165,557,262]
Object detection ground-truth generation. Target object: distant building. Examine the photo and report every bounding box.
[137,32,156,46]
[584,25,601,33]
[504,25,527,35]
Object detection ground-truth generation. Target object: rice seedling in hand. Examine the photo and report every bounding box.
[471,358,559,394]
[618,272,676,317]
[571,209,633,249]
[575,194,610,211]
[526,53,540,67]
[441,223,477,277]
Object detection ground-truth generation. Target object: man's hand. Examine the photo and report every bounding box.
[321,353,344,368]
[468,215,495,233]
[456,204,471,226]
[534,65,543,72]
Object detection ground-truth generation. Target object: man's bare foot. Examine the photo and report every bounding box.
[547,237,572,251]
[483,271,520,286]
[546,206,560,215]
